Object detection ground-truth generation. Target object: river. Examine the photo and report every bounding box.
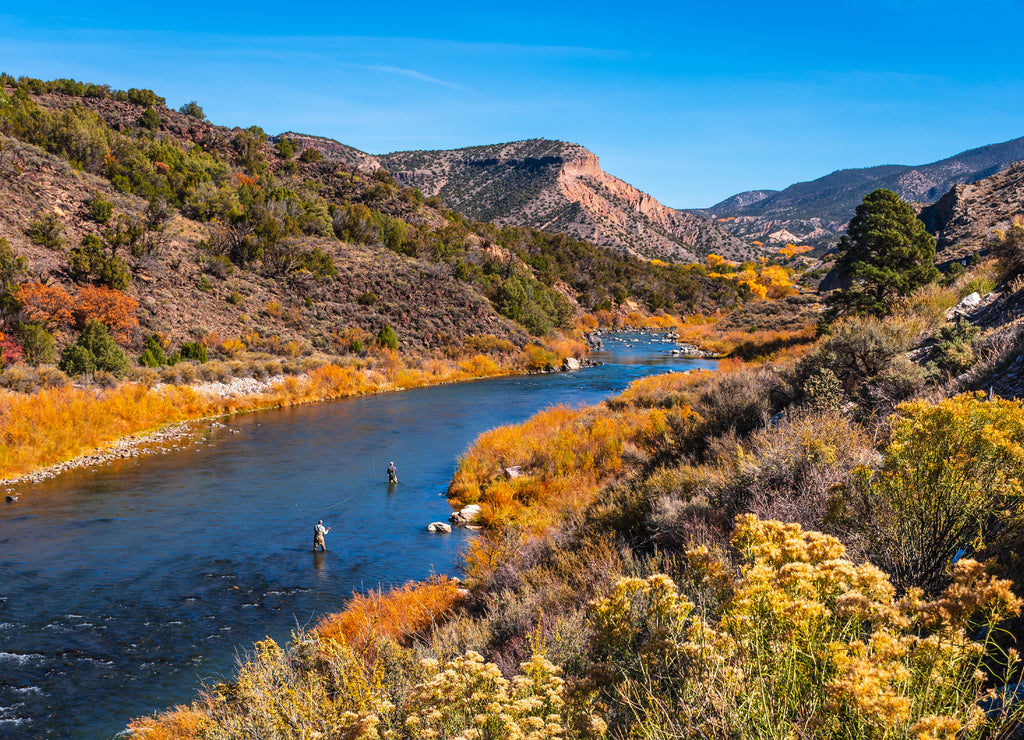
[0,333,715,739]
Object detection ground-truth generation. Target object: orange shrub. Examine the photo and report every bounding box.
[16,281,74,329]
[460,354,501,377]
[127,706,211,740]
[449,403,673,530]
[74,285,140,343]
[314,576,463,653]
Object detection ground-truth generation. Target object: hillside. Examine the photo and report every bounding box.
[378,139,759,263]
[0,76,761,381]
[919,160,1024,264]
[699,135,1024,249]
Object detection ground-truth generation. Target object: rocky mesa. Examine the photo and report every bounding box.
[378,139,758,264]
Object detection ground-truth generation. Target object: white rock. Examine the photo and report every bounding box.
[562,357,581,371]
[427,522,452,534]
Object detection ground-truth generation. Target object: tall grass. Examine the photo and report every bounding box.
[0,333,587,482]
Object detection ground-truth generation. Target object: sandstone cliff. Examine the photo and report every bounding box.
[379,140,758,263]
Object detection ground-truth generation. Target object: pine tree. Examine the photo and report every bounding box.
[828,189,939,317]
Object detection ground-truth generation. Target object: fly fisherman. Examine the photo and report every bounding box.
[387,461,398,484]
[313,519,330,551]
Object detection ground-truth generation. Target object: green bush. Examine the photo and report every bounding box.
[18,322,55,365]
[87,194,114,224]
[138,333,167,368]
[180,341,207,363]
[67,234,132,289]
[376,324,398,350]
[178,100,205,120]
[299,147,322,163]
[59,320,130,378]
[139,107,160,131]
[26,211,65,250]
[274,138,295,159]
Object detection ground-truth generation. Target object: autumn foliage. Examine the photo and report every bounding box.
[15,282,138,342]
[314,577,463,654]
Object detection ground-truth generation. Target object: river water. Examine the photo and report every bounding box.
[0,333,715,739]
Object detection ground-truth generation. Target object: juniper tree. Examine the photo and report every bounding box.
[828,188,939,317]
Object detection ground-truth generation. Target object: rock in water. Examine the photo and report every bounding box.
[450,503,483,526]
[427,522,452,534]
[562,357,581,371]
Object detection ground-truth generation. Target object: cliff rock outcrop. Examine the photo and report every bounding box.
[379,140,758,263]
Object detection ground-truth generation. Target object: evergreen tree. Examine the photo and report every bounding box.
[59,319,130,377]
[828,189,939,317]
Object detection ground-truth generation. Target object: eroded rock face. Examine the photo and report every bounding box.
[920,161,1024,262]
[379,140,759,264]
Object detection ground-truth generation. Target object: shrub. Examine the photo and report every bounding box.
[180,341,207,363]
[138,333,167,368]
[857,393,1024,593]
[356,291,377,306]
[588,517,1023,739]
[17,322,56,365]
[26,211,66,250]
[376,323,398,350]
[227,291,244,306]
[139,107,160,131]
[86,194,114,224]
[178,100,205,120]
[299,147,322,162]
[59,319,131,378]
[991,215,1024,279]
[800,314,919,396]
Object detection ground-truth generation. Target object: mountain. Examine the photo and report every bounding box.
[919,159,1024,264]
[378,140,758,264]
[699,136,1024,249]
[0,76,758,377]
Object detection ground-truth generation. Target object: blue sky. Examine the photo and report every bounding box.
[3,1,1024,207]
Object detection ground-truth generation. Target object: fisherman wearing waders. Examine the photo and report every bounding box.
[313,519,330,551]
[387,461,398,484]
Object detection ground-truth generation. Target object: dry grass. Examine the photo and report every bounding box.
[0,333,588,482]
[448,401,692,532]
[314,576,464,654]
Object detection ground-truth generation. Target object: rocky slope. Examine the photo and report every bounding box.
[378,140,758,263]
[919,160,1024,264]
[698,135,1024,250]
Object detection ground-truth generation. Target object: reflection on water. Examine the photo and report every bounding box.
[0,333,715,739]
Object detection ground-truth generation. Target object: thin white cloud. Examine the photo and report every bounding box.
[364,65,468,92]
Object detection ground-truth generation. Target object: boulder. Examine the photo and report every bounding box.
[948,291,982,319]
[427,522,452,534]
[5,495,18,503]
[562,357,581,371]
[450,503,483,526]
[504,465,523,479]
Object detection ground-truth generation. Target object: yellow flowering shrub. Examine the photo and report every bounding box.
[587,515,1023,739]
[861,393,1024,593]
[403,651,601,739]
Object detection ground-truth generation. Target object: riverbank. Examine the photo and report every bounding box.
[0,338,591,493]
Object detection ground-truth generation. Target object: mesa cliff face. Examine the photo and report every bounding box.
[379,140,758,263]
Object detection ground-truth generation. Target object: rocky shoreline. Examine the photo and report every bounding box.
[1,375,287,496]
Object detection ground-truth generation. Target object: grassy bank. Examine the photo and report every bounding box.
[127,260,1024,738]
[0,336,585,483]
